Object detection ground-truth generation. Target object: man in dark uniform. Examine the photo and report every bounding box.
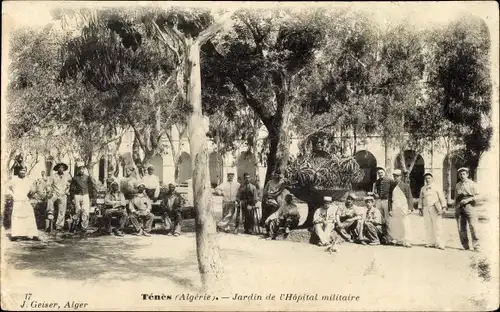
[455,167,480,252]
[160,183,185,236]
[372,167,393,240]
[236,173,260,235]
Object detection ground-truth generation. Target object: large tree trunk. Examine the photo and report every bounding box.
[264,72,292,185]
[185,41,223,292]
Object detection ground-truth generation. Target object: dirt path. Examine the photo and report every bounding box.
[1,213,498,311]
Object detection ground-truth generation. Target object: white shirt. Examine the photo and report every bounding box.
[141,174,160,198]
[313,204,338,224]
[215,181,240,202]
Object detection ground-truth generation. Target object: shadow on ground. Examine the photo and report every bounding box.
[4,237,201,290]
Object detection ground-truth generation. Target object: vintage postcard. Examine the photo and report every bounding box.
[1,1,499,311]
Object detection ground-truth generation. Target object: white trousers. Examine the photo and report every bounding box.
[314,222,333,245]
[423,206,443,247]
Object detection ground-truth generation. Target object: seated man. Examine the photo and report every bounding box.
[160,183,184,237]
[335,193,367,244]
[103,181,128,237]
[312,196,338,246]
[264,194,300,240]
[128,183,154,237]
[363,194,386,245]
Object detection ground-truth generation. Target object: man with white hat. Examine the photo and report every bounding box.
[69,161,96,234]
[312,196,338,246]
[418,172,447,250]
[455,167,480,251]
[215,170,240,219]
[388,169,414,247]
[128,182,154,236]
[362,194,385,245]
[142,164,160,201]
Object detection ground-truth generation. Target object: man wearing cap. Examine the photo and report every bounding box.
[372,167,393,238]
[313,196,338,246]
[128,183,154,236]
[70,162,96,234]
[142,165,160,201]
[418,172,447,249]
[103,181,128,236]
[455,167,480,251]
[388,169,414,247]
[46,163,71,233]
[215,171,240,219]
[264,193,300,240]
[362,194,385,245]
[335,193,367,243]
[160,183,185,236]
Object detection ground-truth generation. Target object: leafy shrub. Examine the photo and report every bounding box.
[284,152,364,190]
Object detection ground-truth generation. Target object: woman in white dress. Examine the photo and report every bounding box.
[6,167,40,240]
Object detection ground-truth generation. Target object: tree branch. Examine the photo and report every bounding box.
[127,118,147,151]
[196,11,234,45]
[152,20,181,63]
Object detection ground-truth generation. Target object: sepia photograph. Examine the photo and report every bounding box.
[1,1,499,311]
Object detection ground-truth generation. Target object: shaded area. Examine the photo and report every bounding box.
[3,237,200,290]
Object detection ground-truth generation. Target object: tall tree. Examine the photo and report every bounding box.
[141,7,234,291]
[58,9,187,176]
[203,8,325,184]
[426,16,493,179]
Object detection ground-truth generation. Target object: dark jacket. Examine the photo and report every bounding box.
[70,174,96,198]
[160,192,184,212]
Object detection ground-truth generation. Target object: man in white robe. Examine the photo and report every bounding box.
[388,169,414,247]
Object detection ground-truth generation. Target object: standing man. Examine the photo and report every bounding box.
[372,167,393,239]
[69,162,96,234]
[455,167,480,252]
[160,183,185,236]
[121,166,140,200]
[264,194,300,240]
[418,172,447,250]
[46,163,71,233]
[236,172,260,235]
[128,183,154,237]
[215,171,240,219]
[143,165,160,201]
[388,169,414,247]
[103,181,128,236]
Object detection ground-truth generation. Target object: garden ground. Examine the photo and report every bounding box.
[1,200,498,311]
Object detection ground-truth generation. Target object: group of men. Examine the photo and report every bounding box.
[17,159,481,252]
[312,166,480,252]
[215,170,298,239]
[32,162,185,238]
